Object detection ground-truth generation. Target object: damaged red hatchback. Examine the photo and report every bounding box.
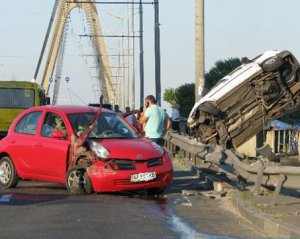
[0,105,173,194]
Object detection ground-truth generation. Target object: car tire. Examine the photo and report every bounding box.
[66,166,93,194]
[261,56,283,72]
[147,186,167,195]
[284,67,300,86]
[0,156,19,188]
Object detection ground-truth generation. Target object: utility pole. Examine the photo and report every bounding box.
[195,0,205,102]
[122,36,126,109]
[131,0,136,109]
[154,0,161,104]
[139,0,144,107]
[126,0,130,108]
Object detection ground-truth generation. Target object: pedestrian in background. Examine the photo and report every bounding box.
[114,105,123,114]
[139,95,170,145]
[139,106,144,114]
[171,103,180,131]
[125,106,130,113]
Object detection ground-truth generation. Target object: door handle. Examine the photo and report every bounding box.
[10,139,16,144]
[34,142,42,149]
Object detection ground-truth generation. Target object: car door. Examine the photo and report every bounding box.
[9,110,43,178]
[34,111,70,182]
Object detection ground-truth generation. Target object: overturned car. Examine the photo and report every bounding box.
[188,50,300,149]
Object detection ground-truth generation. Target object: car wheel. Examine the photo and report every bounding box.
[279,61,295,86]
[0,156,19,188]
[261,56,283,72]
[147,186,167,195]
[66,166,93,194]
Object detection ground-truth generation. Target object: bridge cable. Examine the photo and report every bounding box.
[33,0,59,81]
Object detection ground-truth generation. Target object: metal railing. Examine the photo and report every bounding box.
[165,131,300,206]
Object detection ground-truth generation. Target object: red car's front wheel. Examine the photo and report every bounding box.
[66,166,93,194]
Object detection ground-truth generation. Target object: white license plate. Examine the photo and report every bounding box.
[130,172,156,182]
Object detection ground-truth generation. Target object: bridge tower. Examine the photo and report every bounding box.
[40,0,115,104]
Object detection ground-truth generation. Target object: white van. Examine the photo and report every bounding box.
[188,50,300,149]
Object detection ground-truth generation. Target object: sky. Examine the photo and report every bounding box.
[1,0,300,113]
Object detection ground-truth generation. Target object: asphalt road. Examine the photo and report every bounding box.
[0,164,266,239]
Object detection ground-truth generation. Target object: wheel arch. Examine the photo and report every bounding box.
[0,153,20,188]
[0,152,21,178]
[0,152,15,166]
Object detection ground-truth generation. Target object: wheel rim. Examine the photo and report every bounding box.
[67,169,86,192]
[0,161,12,184]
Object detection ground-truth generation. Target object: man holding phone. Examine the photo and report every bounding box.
[139,95,170,145]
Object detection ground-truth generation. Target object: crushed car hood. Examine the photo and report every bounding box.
[92,138,163,160]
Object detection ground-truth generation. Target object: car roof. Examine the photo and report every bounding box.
[32,105,114,114]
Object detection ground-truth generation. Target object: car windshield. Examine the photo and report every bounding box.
[68,112,140,139]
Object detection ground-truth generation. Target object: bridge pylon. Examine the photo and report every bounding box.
[40,0,115,104]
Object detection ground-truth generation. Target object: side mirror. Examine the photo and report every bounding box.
[51,130,67,139]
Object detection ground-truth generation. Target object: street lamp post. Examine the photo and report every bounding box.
[139,0,144,108]
[154,0,161,103]
[131,0,136,110]
[154,0,161,104]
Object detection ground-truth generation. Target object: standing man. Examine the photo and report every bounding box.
[125,106,131,113]
[171,103,180,131]
[139,95,170,145]
[114,105,123,114]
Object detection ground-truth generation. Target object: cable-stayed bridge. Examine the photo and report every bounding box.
[34,0,130,107]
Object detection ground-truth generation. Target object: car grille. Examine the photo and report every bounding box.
[110,157,163,170]
[147,157,163,168]
[110,160,136,170]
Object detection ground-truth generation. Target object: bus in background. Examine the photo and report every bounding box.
[0,81,50,138]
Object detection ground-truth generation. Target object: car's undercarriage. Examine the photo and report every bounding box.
[188,51,300,149]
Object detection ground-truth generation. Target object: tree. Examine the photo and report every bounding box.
[164,84,195,118]
[163,88,177,108]
[279,112,300,125]
[204,58,241,91]
[175,83,195,117]
[163,58,241,118]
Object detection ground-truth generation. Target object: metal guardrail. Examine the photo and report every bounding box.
[165,131,300,206]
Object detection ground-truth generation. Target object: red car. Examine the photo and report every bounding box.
[0,105,173,194]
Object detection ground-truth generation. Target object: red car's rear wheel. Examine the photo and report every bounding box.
[0,156,19,188]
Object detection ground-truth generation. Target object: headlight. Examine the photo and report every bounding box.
[88,140,110,159]
[151,141,164,156]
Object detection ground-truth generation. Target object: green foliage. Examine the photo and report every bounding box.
[163,84,195,117]
[175,150,188,167]
[163,88,177,108]
[204,58,241,91]
[279,112,300,125]
[163,57,241,118]
[241,192,253,201]
[175,83,195,117]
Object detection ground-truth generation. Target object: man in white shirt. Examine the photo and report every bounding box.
[171,104,180,130]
